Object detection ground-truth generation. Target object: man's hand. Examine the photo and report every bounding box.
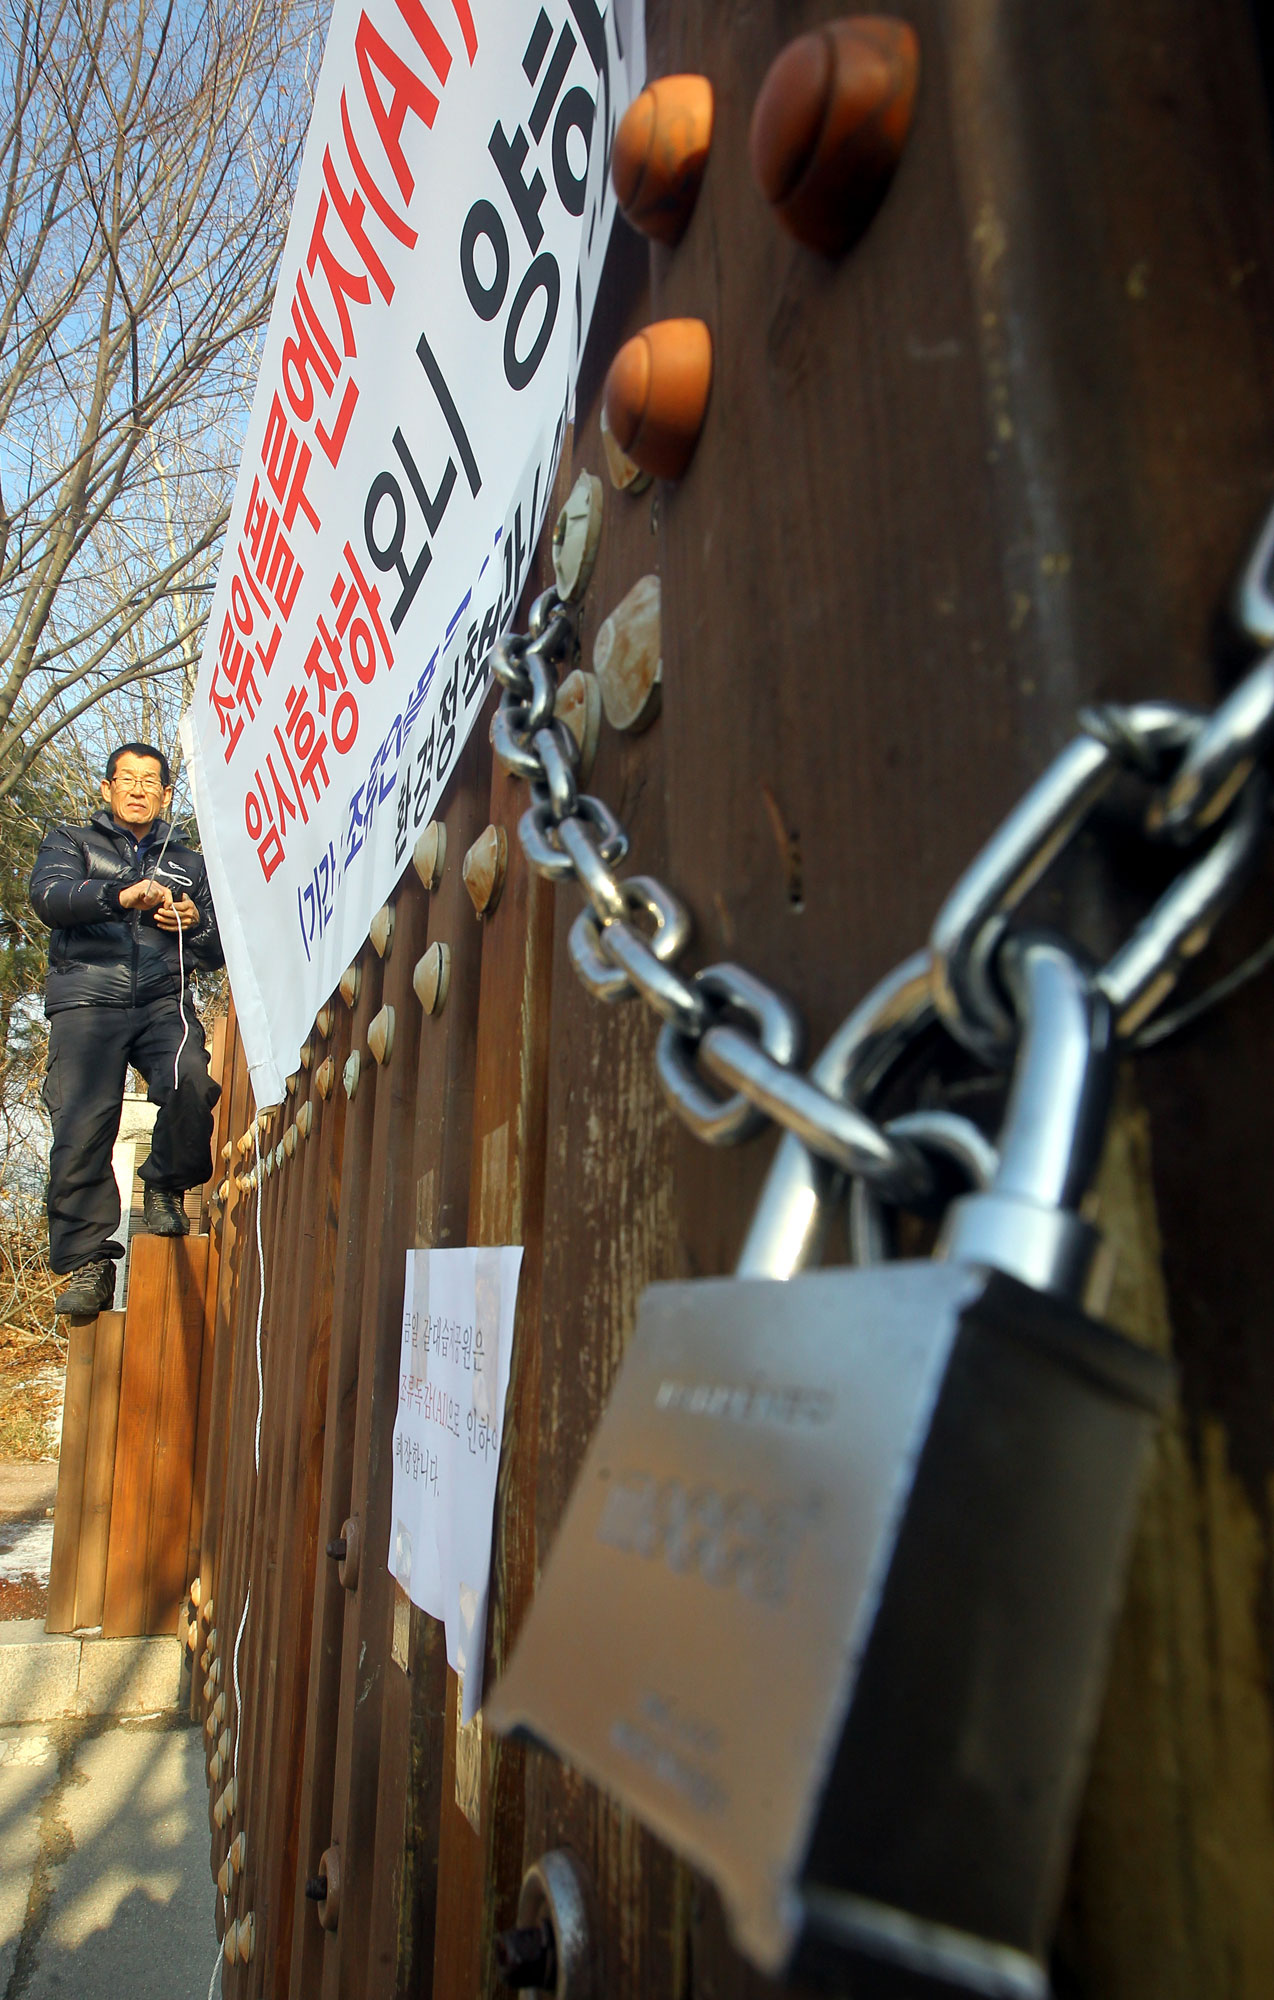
[118,879,167,912]
[153,892,200,932]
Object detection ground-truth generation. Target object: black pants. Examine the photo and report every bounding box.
[43,995,220,1274]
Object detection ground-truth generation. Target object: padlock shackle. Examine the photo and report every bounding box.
[736,953,934,1278]
[737,938,1114,1299]
[994,935,1115,1215]
[940,935,1116,1306]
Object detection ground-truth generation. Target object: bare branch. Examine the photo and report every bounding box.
[0,0,325,799]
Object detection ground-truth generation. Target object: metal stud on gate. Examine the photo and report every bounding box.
[556,669,602,781]
[749,16,920,255]
[463,824,509,915]
[370,902,395,958]
[315,1057,335,1101]
[328,1515,360,1591]
[495,1849,598,1998]
[599,406,651,495]
[593,576,661,734]
[612,73,714,246]
[602,319,713,483]
[552,471,604,603]
[368,1004,395,1066]
[316,1003,335,1039]
[413,942,451,1015]
[339,962,361,1008]
[413,820,447,890]
[307,1844,342,1932]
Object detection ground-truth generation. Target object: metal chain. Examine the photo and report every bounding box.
[489,517,1274,1197]
[490,598,934,1199]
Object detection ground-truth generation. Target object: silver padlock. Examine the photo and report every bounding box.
[488,935,1172,1995]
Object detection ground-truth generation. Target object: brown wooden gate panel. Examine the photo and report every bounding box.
[191,3,1274,1996]
[99,1234,210,1637]
[46,1310,126,1634]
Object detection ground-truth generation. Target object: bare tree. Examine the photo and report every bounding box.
[0,0,326,805]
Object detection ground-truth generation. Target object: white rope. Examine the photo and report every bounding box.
[252,1125,265,1474]
[157,791,227,2000]
[173,912,190,1092]
[232,1583,251,1768]
[202,1121,267,1997]
[141,814,190,1094]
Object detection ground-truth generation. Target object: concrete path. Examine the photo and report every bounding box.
[0,1472,220,1995]
[0,1711,219,2000]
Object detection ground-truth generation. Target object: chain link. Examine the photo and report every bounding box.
[493,591,934,1188]
[490,510,1274,1194]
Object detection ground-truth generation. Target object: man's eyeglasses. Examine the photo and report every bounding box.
[111,775,165,795]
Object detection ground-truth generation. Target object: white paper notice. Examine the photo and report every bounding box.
[389,1244,523,1721]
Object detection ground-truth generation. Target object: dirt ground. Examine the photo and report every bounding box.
[0,1459,57,1619]
[0,1342,63,1465]
[1,1255,78,1622]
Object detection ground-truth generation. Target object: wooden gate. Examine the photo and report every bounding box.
[48,1022,226,1641]
[195,3,1274,1994]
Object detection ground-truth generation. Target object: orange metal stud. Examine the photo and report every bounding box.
[602,319,713,482]
[749,16,918,255]
[612,74,714,245]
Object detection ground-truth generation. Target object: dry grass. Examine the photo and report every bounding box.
[0,1381,62,1460]
[0,1208,65,1461]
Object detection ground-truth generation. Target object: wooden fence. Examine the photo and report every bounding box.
[48,1208,222,1638]
[178,1,1274,1994]
[47,1310,125,1634]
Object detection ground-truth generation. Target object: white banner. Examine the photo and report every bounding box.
[183,0,644,1102]
[390,1244,523,1720]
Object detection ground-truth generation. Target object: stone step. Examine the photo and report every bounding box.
[0,1620,181,1724]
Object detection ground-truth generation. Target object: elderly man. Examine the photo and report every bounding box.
[29,742,224,1315]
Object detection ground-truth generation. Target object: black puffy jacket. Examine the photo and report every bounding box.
[29,811,224,1014]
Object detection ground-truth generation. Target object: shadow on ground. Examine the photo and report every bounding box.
[0,1709,218,2000]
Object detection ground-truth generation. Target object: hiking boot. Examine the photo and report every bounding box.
[54,1258,116,1316]
[142,1185,190,1236]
